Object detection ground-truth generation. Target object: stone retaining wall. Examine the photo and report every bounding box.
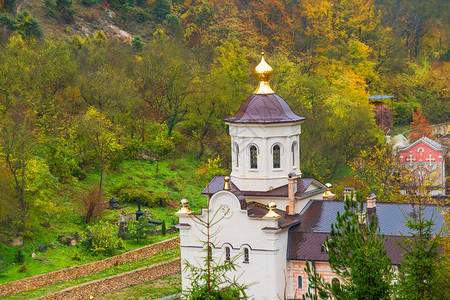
[0,237,180,297]
[39,258,181,300]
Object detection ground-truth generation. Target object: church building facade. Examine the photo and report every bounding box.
[176,54,444,299]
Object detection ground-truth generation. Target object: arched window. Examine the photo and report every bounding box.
[234,143,239,168]
[243,248,249,263]
[298,275,303,289]
[273,145,281,168]
[331,278,340,288]
[225,247,231,261]
[250,145,258,169]
[291,141,298,167]
[207,243,213,261]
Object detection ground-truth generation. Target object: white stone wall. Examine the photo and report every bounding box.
[178,191,290,299]
[228,122,302,192]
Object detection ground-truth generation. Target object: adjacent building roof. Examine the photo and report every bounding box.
[202,175,325,198]
[224,94,305,124]
[287,200,445,264]
[399,136,447,153]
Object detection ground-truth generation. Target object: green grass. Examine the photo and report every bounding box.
[392,125,410,136]
[3,248,180,299]
[0,157,207,284]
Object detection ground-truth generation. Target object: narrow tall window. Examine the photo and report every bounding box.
[291,141,298,167]
[250,146,258,169]
[273,145,281,168]
[298,276,303,289]
[332,278,340,288]
[234,143,239,168]
[225,247,230,261]
[243,248,249,263]
[208,244,213,261]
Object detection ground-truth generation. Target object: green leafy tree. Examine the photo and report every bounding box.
[303,193,394,300]
[0,106,37,232]
[350,146,404,203]
[152,0,171,23]
[78,107,122,202]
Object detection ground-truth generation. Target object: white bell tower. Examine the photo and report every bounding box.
[225,53,305,192]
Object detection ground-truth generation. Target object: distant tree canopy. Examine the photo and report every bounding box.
[0,0,448,234]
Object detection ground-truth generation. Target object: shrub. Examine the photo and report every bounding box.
[83,221,118,256]
[17,264,29,273]
[15,10,43,38]
[151,0,171,23]
[195,157,223,185]
[72,250,82,261]
[130,7,148,23]
[131,35,144,51]
[44,0,56,17]
[393,102,413,126]
[81,186,105,223]
[128,217,155,242]
[0,250,10,274]
[81,0,97,6]
[166,14,182,37]
[117,238,126,250]
[15,250,25,265]
[123,138,144,160]
[161,220,166,236]
[111,184,169,208]
[0,13,16,30]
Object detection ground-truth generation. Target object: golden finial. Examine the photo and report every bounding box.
[89,296,94,300]
[223,176,231,191]
[176,199,192,215]
[322,183,336,199]
[254,52,275,95]
[263,202,281,219]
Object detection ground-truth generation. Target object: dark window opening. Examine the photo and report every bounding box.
[250,146,258,169]
[225,247,230,261]
[243,248,249,263]
[273,145,280,168]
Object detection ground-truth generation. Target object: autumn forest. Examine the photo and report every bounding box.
[0,0,448,289]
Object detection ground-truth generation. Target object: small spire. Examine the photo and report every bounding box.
[176,199,192,215]
[263,202,281,219]
[254,52,275,95]
[223,176,231,191]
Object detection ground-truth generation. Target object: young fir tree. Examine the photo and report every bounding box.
[394,197,446,299]
[182,202,250,299]
[303,193,394,300]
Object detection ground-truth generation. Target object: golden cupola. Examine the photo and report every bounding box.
[253,52,275,95]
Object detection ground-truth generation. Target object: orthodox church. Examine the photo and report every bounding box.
[176,54,444,299]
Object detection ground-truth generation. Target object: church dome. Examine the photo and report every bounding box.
[225,53,305,124]
[225,93,305,124]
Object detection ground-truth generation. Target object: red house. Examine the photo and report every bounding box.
[399,137,447,195]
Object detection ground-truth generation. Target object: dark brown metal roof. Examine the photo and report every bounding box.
[287,232,407,265]
[224,94,305,124]
[288,200,445,264]
[201,176,323,198]
[200,176,301,229]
